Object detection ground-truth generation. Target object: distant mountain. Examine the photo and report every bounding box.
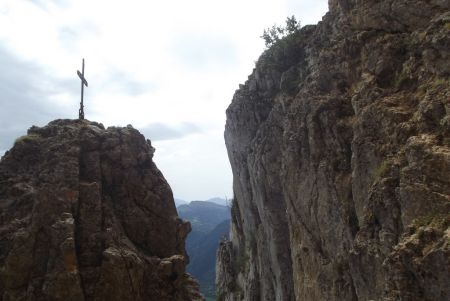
[188,220,230,298]
[175,198,189,207]
[175,197,229,207]
[177,201,230,299]
[205,197,230,207]
[178,201,230,234]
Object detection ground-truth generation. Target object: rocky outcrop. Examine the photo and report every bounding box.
[217,0,450,300]
[0,119,204,301]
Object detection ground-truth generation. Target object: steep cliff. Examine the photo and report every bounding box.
[217,0,450,300]
[0,119,204,301]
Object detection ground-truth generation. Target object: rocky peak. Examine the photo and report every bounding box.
[0,119,204,301]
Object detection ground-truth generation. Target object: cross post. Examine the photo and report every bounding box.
[77,58,88,120]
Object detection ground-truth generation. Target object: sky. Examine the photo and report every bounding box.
[0,0,329,201]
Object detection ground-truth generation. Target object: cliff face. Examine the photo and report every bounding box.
[218,0,450,300]
[0,119,203,301]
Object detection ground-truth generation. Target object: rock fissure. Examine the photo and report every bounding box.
[73,195,87,301]
[118,249,138,300]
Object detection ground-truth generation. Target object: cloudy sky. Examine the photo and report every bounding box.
[0,0,328,201]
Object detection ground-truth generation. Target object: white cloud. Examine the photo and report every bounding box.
[152,129,233,201]
[138,122,201,141]
[0,0,329,200]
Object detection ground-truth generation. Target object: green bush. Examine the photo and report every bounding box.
[234,250,250,273]
[230,196,240,226]
[374,159,391,180]
[14,133,41,145]
[257,16,304,76]
[261,16,301,48]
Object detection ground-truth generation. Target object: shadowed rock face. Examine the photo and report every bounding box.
[217,0,450,300]
[0,119,204,301]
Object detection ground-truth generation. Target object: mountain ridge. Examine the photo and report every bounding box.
[175,197,229,208]
[178,200,230,299]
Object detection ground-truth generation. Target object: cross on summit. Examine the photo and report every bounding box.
[77,58,88,120]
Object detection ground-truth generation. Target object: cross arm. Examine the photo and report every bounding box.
[77,70,88,87]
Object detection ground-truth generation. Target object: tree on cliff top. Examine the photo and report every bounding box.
[261,15,301,47]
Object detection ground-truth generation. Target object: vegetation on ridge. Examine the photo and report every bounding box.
[261,15,301,48]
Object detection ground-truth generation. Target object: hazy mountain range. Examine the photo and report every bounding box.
[177,200,230,299]
[175,197,230,208]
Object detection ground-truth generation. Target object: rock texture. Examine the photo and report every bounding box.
[217,0,450,300]
[0,119,204,301]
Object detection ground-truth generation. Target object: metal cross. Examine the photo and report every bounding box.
[77,58,88,120]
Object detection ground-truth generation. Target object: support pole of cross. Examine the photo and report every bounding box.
[77,58,88,120]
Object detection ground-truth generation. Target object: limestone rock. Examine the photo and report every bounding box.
[217,0,450,300]
[0,119,204,301]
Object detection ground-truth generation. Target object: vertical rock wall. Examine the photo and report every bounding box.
[217,1,450,300]
[0,119,204,301]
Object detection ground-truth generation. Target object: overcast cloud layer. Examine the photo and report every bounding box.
[0,0,328,200]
